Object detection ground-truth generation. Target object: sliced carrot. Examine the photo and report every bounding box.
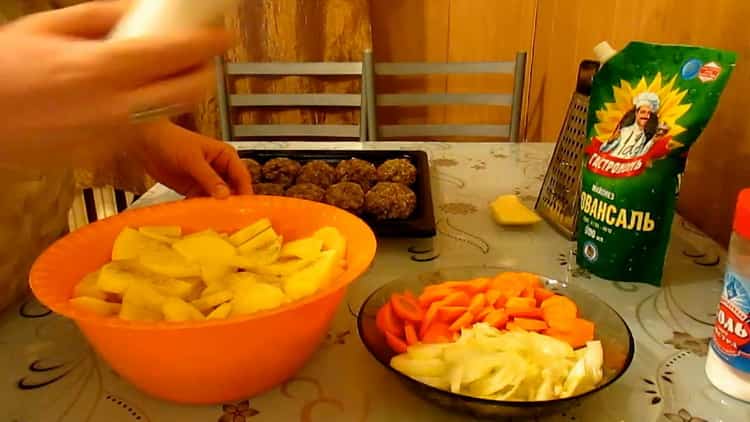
[448,311,474,332]
[534,287,556,305]
[545,318,595,348]
[418,287,454,306]
[541,295,578,316]
[376,303,404,338]
[420,301,441,338]
[475,306,494,322]
[432,279,489,294]
[440,291,471,307]
[506,321,526,332]
[403,290,417,301]
[486,289,502,306]
[484,309,508,329]
[437,306,468,323]
[391,293,424,322]
[517,272,542,288]
[494,295,508,309]
[385,331,408,353]
[545,316,576,332]
[512,317,549,332]
[404,322,419,346]
[468,293,487,314]
[422,321,454,344]
[507,307,544,319]
[541,297,578,332]
[506,297,536,309]
[489,273,528,298]
[521,286,535,299]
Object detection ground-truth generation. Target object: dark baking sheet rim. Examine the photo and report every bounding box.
[238,149,437,238]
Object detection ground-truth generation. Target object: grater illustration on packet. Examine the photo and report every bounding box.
[535,60,599,240]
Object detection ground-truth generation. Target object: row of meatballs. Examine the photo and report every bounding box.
[244,157,418,220]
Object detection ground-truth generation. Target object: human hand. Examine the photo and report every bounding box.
[132,121,253,198]
[0,1,230,146]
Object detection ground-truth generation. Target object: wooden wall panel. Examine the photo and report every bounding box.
[529,0,750,245]
[370,0,451,125]
[370,0,535,139]
[194,0,373,138]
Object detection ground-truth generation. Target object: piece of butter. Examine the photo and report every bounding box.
[490,195,542,226]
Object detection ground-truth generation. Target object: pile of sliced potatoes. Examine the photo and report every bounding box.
[391,323,603,401]
[69,219,347,322]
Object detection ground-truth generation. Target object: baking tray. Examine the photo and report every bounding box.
[238,149,437,238]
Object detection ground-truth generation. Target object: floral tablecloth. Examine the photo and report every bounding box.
[2,142,747,422]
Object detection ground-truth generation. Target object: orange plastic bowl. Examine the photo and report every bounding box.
[29,195,376,404]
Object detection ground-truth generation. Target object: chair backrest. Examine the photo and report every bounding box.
[68,187,135,232]
[363,50,527,142]
[215,56,367,142]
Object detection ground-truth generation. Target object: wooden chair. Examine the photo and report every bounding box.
[68,187,135,231]
[215,55,367,142]
[363,50,527,142]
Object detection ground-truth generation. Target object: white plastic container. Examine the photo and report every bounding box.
[110,0,239,39]
[706,188,750,401]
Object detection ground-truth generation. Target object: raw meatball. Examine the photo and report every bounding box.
[286,183,325,202]
[296,160,337,188]
[325,182,365,214]
[253,183,286,196]
[262,158,301,187]
[335,158,377,191]
[243,158,262,182]
[365,182,417,220]
[377,158,417,185]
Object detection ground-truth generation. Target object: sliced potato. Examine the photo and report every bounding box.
[151,277,201,299]
[279,237,323,260]
[137,248,202,278]
[162,297,205,322]
[97,261,149,294]
[252,257,313,277]
[173,232,236,264]
[283,250,338,301]
[228,218,272,246]
[70,296,121,316]
[119,300,162,321]
[123,281,168,313]
[231,236,282,268]
[138,225,182,243]
[313,227,346,263]
[224,272,261,293]
[73,270,107,300]
[191,290,233,313]
[231,282,286,316]
[201,263,235,287]
[207,302,233,320]
[237,227,278,255]
[112,227,166,261]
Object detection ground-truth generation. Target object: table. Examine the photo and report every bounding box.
[2,142,747,422]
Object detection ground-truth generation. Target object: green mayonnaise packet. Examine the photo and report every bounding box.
[577,41,736,285]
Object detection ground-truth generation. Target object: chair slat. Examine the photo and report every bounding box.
[375,62,515,75]
[227,62,363,76]
[230,94,361,107]
[377,93,512,106]
[379,124,510,138]
[233,124,360,138]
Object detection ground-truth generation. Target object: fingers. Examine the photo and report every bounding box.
[14,1,130,38]
[99,28,230,84]
[215,144,253,195]
[126,63,215,116]
[157,123,252,198]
